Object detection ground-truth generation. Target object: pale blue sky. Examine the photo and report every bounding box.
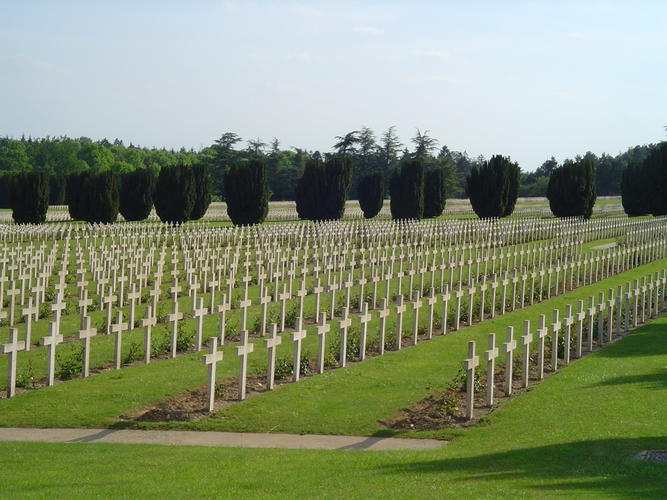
[1,0,665,170]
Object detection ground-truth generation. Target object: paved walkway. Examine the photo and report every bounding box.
[0,427,444,451]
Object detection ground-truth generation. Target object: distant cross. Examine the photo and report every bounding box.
[168,300,184,358]
[483,332,499,406]
[193,297,209,351]
[264,324,282,389]
[75,316,97,378]
[202,337,223,412]
[358,302,371,361]
[520,319,533,388]
[40,321,63,387]
[21,297,37,351]
[338,307,352,367]
[111,311,129,369]
[315,312,330,374]
[236,330,254,400]
[291,318,307,382]
[141,306,157,364]
[463,340,480,420]
[1,328,25,397]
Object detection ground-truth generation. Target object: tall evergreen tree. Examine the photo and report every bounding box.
[190,164,212,220]
[466,155,520,218]
[48,175,67,205]
[224,159,270,225]
[294,156,352,221]
[546,157,596,219]
[423,167,447,218]
[358,172,384,219]
[642,142,667,216]
[154,164,195,224]
[9,171,49,224]
[119,168,155,221]
[389,159,424,220]
[83,170,119,223]
[66,171,89,220]
[621,163,650,216]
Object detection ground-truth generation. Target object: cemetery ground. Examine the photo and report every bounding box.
[1,306,666,497]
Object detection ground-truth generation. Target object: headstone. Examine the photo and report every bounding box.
[290,318,307,381]
[520,319,532,388]
[359,302,371,361]
[193,297,209,351]
[21,297,37,351]
[377,298,389,355]
[236,330,254,400]
[75,316,97,378]
[1,328,25,397]
[338,307,351,366]
[503,326,517,395]
[536,314,548,380]
[141,305,156,364]
[483,332,498,406]
[40,321,63,387]
[111,311,129,370]
[464,340,479,420]
[168,300,184,358]
[202,337,223,412]
[315,312,330,374]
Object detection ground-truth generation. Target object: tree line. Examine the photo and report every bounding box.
[0,132,657,205]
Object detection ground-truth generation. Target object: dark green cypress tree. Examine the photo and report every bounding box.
[547,157,596,219]
[642,142,667,216]
[0,174,11,209]
[358,172,384,219]
[423,167,447,218]
[224,159,270,225]
[9,171,49,224]
[389,159,424,220]
[294,156,351,221]
[320,155,352,221]
[466,155,520,218]
[66,171,88,220]
[84,170,119,224]
[190,164,212,220]
[49,175,67,205]
[295,159,323,221]
[119,168,155,221]
[153,164,195,224]
[621,163,650,216]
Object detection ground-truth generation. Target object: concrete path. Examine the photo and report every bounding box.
[0,427,444,451]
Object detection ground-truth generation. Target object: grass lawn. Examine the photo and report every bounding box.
[0,257,663,437]
[1,308,666,498]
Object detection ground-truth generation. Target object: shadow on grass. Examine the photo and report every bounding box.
[378,437,667,498]
[597,320,667,358]
[589,368,667,389]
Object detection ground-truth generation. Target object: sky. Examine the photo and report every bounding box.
[1,0,666,171]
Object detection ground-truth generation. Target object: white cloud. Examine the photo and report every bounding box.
[566,31,586,39]
[354,25,384,36]
[398,73,469,85]
[416,49,452,62]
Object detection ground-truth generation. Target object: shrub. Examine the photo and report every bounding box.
[466,155,520,218]
[119,168,155,221]
[358,172,384,219]
[9,171,49,224]
[56,344,84,380]
[547,157,596,219]
[190,164,212,220]
[224,159,270,225]
[423,167,447,218]
[390,159,424,220]
[295,156,352,221]
[154,164,195,224]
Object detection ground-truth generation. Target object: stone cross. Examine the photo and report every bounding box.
[606,288,615,343]
[102,289,117,335]
[426,288,437,339]
[536,314,547,380]
[597,291,606,346]
[50,296,67,337]
[264,323,282,389]
[377,298,390,355]
[6,285,20,325]
[141,305,156,364]
[236,330,254,400]
[520,319,532,388]
[454,284,464,331]
[575,300,586,358]
[312,278,324,322]
[411,292,422,346]
[315,312,330,374]
[502,326,517,395]
[562,304,573,365]
[75,316,97,377]
[40,321,63,387]
[395,295,406,350]
[441,285,450,334]
[550,309,562,371]
[290,318,307,382]
[483,332,499,406]
[1,328,25,397]
[359,302,371,361]
[464,340,479,420]
[338,307,352,366]
[111,311,129,370]
[586,296,596,352]
[21,297,37,351]
[127,284,140,328]
[202,337,223,412]
[168,300,184,358]
[193,297,209,351]
[216,293,230,345]
[258,293,271,337]
[279,284,291,332]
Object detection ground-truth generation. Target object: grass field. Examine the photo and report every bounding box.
[1,306,666,498]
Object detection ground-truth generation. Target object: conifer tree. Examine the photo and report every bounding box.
[294,156,352,221]
[466,155,520,218]
[358,172,384,219]
[9,171,49,224]
[621,163,650,216]
[190,164,212,220]
[423,167,447,218]
[547,157,596,219]
[389,159,424,220]
[119,168,155,221]
[224,159,270,225]
[153,164,195,224]
[83,170,119,224]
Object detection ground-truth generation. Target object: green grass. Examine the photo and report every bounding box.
[0,256,662,435]
[1,308,666,498]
